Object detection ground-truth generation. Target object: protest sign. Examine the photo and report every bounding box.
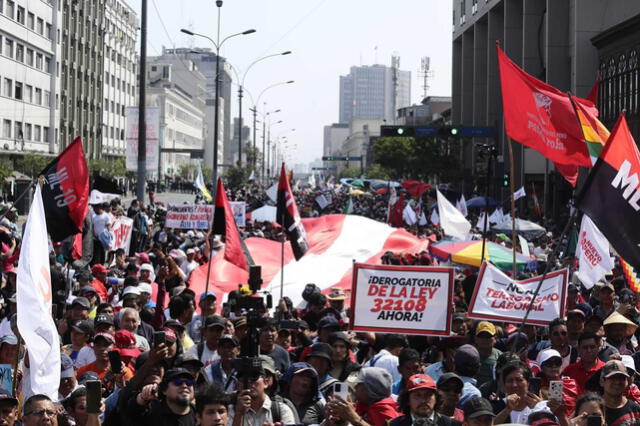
[315,194,329,210]
[165,204,214,229]
[350,263,453,336]
[468,262,568,326]
[109,216,133,252]
[0,364,11,391]
[230,201,246,227]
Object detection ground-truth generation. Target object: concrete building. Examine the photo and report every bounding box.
[451,0,640,210]
[323,123,349,157]
[164,48,233,171]
[338,118,384,174]
[147,53,206,177]
[396,96,452,126]
[102,0,137,158]
[59,0,106,158]
[339,60,411,124]
[0,0,59,155]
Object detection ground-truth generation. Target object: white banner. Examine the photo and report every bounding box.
[17,186,60,400]
[165,204,214,229]
[437,190,471,239]
[468,262,568,325]
[89,190,120,205]
[230,201,246,227]
[126,106,160,172]
[350,263,453,336]
[315,194,329,210]
[109,216,133,252]
[576,215,614,289]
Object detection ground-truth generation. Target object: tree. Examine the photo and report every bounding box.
[178,164,195,180]
[16,152,50,178]
[223,166,249,193]
[372,137,414,179]
[339,167,360,179]
[365,164,390,180]
[88,158,127,178]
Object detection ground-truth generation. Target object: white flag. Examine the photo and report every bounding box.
[513,186,526,200]
[476,212,488,231]
[437,190,471,240]
[194,162,212,201]
[419,211,428,226]
[458,195,468,217]
[266,183,278,202]
[308,173,317,188]
[403,203,417,225]
[430,209,440,226]
[519,234,531,257]
[248,171,256,181]
[17,185,60,400]
[488,209,500,224]
[576,215,615,289]
[88,189,119,205]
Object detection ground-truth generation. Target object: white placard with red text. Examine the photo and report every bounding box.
[350,263,453,336]
[166,204,214,229]
[468,262,568,326]
[109,216,133,252]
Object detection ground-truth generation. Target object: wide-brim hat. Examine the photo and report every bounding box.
[603,311,638,337]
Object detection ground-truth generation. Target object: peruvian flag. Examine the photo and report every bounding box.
[388,193,405,228]
[41,137,89,242]
[212,178,250,271]
[277,163,309,260]
[188,214,431,306]
[497,46,591,169]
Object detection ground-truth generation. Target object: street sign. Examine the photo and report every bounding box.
[322,156,363,161]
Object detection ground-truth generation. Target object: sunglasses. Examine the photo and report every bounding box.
[171,378,194,387]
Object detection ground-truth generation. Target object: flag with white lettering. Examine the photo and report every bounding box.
[576,215,614,289]
[577,114,640,269]
[277,163,309,260]
[40,137,89,242]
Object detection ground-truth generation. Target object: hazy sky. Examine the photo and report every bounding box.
[128,0,453,165]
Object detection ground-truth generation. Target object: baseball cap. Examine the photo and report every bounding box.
[203,315,226,329]
[163,319,185,332]
[174,353,204,369]
[475,321,496,336]
[233,317,247,328]
[162,328,178,342]
[437,372,464,392]
[536,348,562,366]
[78,371,100,385]
[60,354,75,379]
[454,344,480,367]
[406,374,437,392]
[138,283,152,294]
[463,397,495,420]
[199,291,217,301]
[163,368,195,384]
[318,316,340,330]
[93,332,115,345]
[122,286,141,297]
[602,359,630,378]
[219,334,240,347]
[0,389,18,406]
[94,314,115,327]
[621,355,637,374]
[305,343,333,364]
[70,320,94,335]
[80,285,97,295]
[136,252,150,263]
[259,355,276,375]
[71,297,91,310]
[114,330,141,358]
[186,248,195,255]
[91,264,110,275]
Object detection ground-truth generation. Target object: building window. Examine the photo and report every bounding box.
[25,84,32,102]
[36,53,43,69]
[16,5,23,24]
[4,39,13,58]
[27,12,34,30]
[14,81,22,100]
[34,125,41,142]
[46,23,52,40]
[15,43,23,62]
[3,78,12,97]
[44,90,50,106]
[2,120,10,138]
[24,123,31,140]
[45,57,51,73]
[5,0,13,19]
[43,126,49,142]
[26,48,33,66]
[37,18,44,35]
[35,87,42,104]
[14,121,22,140]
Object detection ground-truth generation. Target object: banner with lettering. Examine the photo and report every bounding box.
[165,204,214,229]
[109,216,133,252]
[468,262,568,326]
[350,263,453,336]
[229,201,246,227]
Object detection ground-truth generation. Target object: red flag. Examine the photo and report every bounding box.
[586,76,600,105]
[497,46,591,168]
[212,178,248,271]
[277,163,309,260]
[40,137,89,241]
[389,193,405,228]
[577,114,640,269]
[400,180,431,197]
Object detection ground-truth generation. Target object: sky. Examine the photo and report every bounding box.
[128,0,453,165]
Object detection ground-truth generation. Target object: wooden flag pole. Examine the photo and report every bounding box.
[507,137,517,274]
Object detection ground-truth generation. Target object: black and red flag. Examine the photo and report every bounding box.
[277,163,309,260]
[577,113,640,268]
[212,178,250,271]
[40,136,89,242]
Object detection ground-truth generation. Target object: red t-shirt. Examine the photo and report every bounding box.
[356,397,402,426]
[91,279,109,302]
[563,359,604,396]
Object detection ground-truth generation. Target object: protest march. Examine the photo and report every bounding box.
[0,19,640,426]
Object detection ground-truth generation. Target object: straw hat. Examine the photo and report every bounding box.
[603,311,638,337]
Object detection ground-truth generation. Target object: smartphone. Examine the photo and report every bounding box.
[333,382,349,400]
[108,350,122,374]
[549,380,564,401]
[528,377,541,395]
[587,416,602,426]
[85,380,101,414]
[154,331,166,346]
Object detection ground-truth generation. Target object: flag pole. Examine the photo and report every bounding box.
[507,138,517,274]
[280,208,285,300]
[11,337,21,397]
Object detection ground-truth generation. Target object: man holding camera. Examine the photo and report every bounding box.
[229,359,296,426]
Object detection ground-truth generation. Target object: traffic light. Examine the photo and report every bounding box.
[502,173,510,187]
[437,127,460,137]
[380,126,415,137]
[322,156,334,161]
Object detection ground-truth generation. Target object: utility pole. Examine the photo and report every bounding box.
[136,0,147,202]
[237,85,243,167]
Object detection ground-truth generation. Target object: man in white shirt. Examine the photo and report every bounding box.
[187,314,225,367]
[365,334,408,383]
[181,248,199,277]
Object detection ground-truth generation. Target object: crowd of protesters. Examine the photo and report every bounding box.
[0,179,636,426]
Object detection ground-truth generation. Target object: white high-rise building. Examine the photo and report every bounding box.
[102,0,137,158]
[0,0,59,154]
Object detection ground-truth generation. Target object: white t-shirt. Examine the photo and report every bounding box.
[92,212,111,237]
[187,342,220,368]
[75,346,96,368]
[181,260,198,277]
[506,400,550,425]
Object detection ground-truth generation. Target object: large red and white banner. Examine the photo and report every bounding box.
[468,262,568,326]
[109,216,133,253]
[350,263,453,336]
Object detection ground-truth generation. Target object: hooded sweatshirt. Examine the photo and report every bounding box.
[280,362,326,425]
[355,367,402,426]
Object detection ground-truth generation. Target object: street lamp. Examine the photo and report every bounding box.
[249,80,294,169]
[260,108,281,182]
[237,51,291,168]
[180,7,255,189]
[267,119,283,178]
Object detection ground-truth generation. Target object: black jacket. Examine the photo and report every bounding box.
[389,413,461,426]
[123,394,196,426]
